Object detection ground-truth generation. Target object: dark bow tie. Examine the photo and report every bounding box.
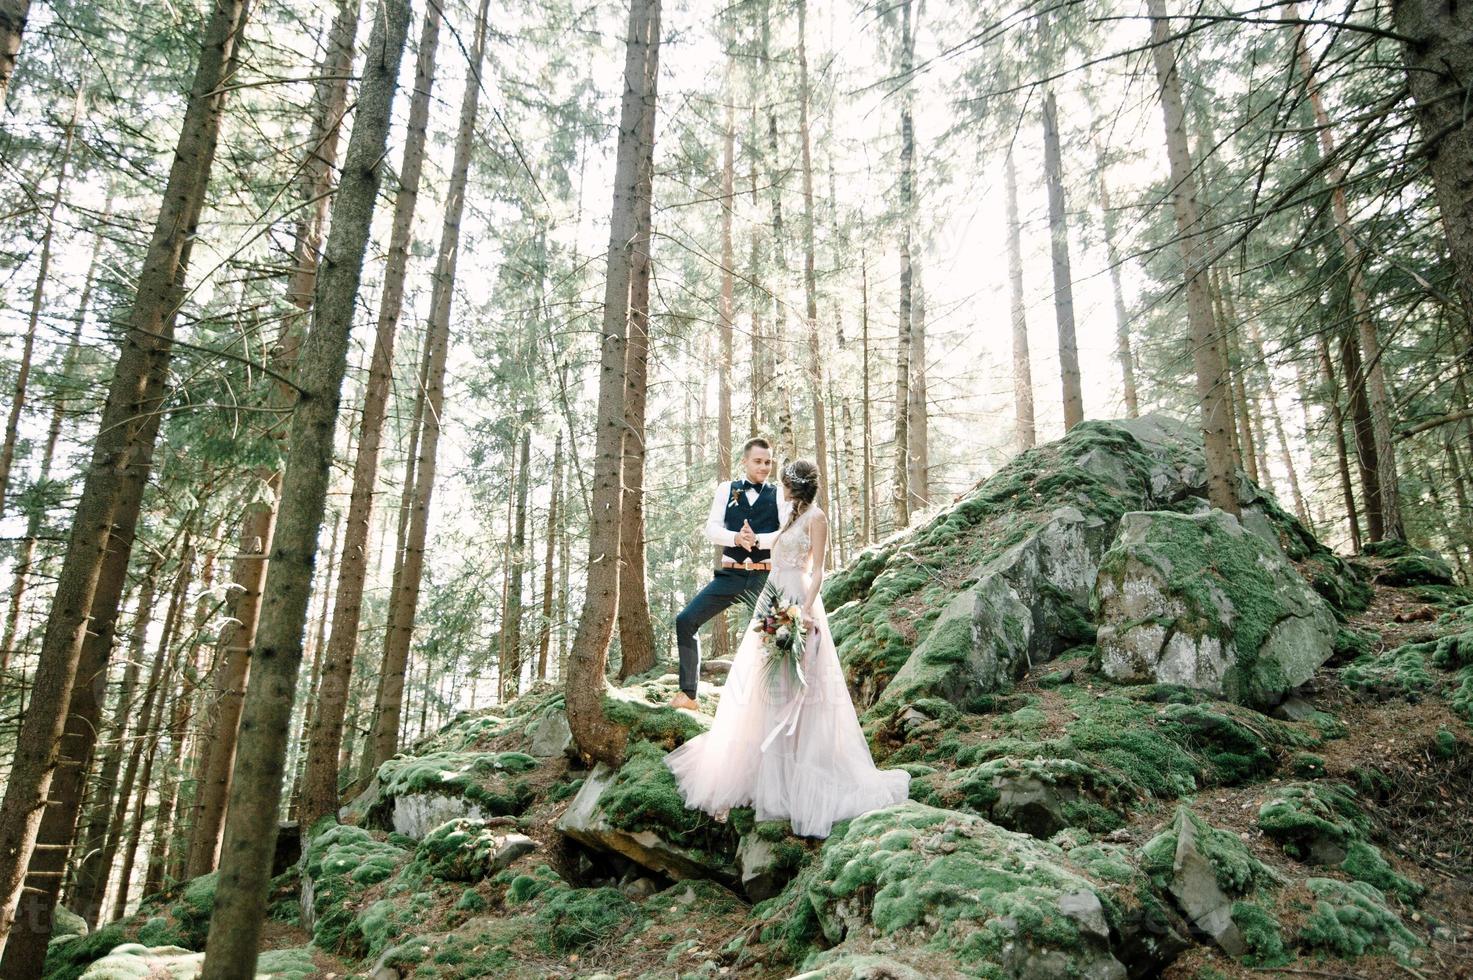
[736,480,764,493]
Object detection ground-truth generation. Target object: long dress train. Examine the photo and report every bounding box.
[664,507,910,838]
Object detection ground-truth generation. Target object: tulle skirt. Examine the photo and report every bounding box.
[664,570,911,838]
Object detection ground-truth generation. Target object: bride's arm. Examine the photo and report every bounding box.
[802,511,829,621]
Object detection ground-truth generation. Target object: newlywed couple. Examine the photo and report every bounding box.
[663,437,910,839]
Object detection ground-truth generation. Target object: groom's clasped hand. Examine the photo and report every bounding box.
[736,519,756,551]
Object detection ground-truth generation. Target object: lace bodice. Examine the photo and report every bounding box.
[771,507,818,574]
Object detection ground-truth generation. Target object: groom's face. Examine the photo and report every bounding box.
[743,446,773,484]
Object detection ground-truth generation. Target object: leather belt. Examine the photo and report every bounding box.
[722,560,771,570]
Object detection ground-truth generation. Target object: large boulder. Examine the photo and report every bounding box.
[1094,509,1337,709]
[776,801,1152,979]
[824,415,1360,717]
[341,750,538,838]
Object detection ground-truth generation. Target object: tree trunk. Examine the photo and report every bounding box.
[69,557,158,927]
[0,0,30,108]
[1245,320,1310,524]
[1146,0,1238,515]
[1041,88,1085,431]
[113,546,194,921]
[364,0,485,776]
[299,0,441,838]
[0,93,78,519]
[615,11,659,681]
[1340,325,1385,541]
[1391,0,1473,343]
[508,428,532,688]
[199,3,407,973]
[1317,332,1364,551]
[892,0,913,530]
[1004,151,1036,450]
[861,253,874,543]
[711,93,736,661]
[567,0,659,767]
[0,0,249,953]
[907,271,929,511]
[796,0,830,518]
[537,433,561,680]
[1288,5,1403,538]
[1093,149,1139,417]
[0,187,110,690]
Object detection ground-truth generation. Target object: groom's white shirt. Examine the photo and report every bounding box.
[705,480,791,550]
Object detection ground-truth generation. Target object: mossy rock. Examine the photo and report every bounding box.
[943,756,1127,838]
[369,750,537,837]
[302,823,410,955]
[1297,877,1421,963]
[1374,550,1456,588]
[1140,806,1280,898]
[603,682,709,747]
[555,741,739,882]
[1093,508,1337,710]
[782,801,1135,978]
[1257,783,1422,901]
[415,817,536,881]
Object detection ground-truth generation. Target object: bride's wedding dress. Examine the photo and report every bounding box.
[665,506,910,838]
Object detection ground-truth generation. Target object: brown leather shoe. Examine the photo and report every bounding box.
[670,691,700,711]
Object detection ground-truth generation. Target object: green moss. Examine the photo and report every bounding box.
[603,690,708,747]
[415,818,514,881]
[505,863,562,905]
[41,925,130,980]
[1140,807,1279,895]
[375,751,537,818]
[1230,900,1290,967]
[1257,782,1370,860]
[303,823,410,955]
[1377,551,1456,588]
[1341,644,1437,699]
[1432,630,1473,669]
[1434,727,1459,758]
[1451,665,1473,724]
[1333,627,1376,662]
[598,740,737,856]
[1298,878,1421,962]
[534,886,640,953]
[1341,840,1423,902]
[256,947,316,980]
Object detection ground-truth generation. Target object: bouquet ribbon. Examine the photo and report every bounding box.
[759,625,819,752]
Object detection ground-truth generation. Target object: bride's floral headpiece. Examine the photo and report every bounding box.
[782,462,816,488]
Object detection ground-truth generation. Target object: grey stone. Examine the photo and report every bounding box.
[1168,808,1247,957]
[700,657,734,681]
[992,773,1077,839]
[527,708,573,758]
[736,831,800,902]
[1095,509,1337,709]
[1271,695,1318,722]
[392,793,488,839]
[621,875,660,900]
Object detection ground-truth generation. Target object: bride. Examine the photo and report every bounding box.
[664,459,910,838]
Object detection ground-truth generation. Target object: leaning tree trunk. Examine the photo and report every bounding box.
[615,22,659,681]
[1004,150,1036,451]
[567,0,660,767]
[1041,88,1085,431]
[1340,324,1385,541]
[908,273,929,509]
[1146,0,1238,516]
[1289,4,1403,539]
[0,0,248,953]
[0,187,109,692]
[364,0,487,775]
[300,0,440,836]
[68,556,156,928]
[1316,334,1364,554]
[187,0,358,875]
[1392,0,1473,352]
[0,94,78,520]
[199,3,407,974]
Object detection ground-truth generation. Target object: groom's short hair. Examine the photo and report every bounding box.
[742,436,771,456]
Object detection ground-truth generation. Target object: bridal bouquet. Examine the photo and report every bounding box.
[749,580,808,689]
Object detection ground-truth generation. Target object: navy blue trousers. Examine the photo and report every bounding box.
[675,567,768,696]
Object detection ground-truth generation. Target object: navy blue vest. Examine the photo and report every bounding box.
[723,481,780,564]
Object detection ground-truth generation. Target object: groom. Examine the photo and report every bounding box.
[669,436,790,710]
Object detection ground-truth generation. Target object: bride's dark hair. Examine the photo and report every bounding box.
[780,459,820,531]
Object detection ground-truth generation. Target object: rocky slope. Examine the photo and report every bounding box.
[43,415,1473,980]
